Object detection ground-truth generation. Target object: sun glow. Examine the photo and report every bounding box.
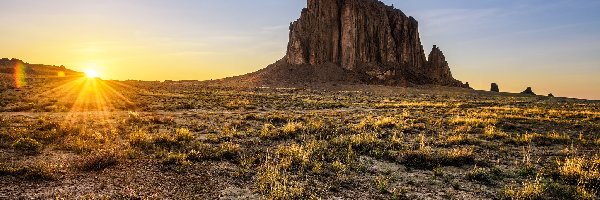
[37,76,136,132]
[85,69,100,78]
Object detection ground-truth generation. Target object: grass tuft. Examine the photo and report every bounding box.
[12,138,43,154]
[77,150,121,171]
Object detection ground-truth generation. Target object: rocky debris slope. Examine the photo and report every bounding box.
[217,0,466,87]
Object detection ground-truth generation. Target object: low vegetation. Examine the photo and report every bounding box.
[0,77,599,198]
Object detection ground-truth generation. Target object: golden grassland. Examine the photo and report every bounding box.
[0,76,599,199]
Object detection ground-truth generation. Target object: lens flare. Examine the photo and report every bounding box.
[13,62,26,88]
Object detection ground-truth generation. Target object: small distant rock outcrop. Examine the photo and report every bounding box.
[521,87,536,95]
[490,83,500,92]
[216,0,467,87]
[548,93,554,97]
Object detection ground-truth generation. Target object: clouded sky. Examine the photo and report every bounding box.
[1,0,599,99]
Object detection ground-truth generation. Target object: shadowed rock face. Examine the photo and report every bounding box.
[491,83,500,92]
[284,0,464,86]
[521,87,536,95]
[218,0,466,87]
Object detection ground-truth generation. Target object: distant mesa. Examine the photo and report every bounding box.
[0,58,82,77]
[216,0,467,88]
[490,83,500,92]
[521,87,536,95]
[0,58,83,89]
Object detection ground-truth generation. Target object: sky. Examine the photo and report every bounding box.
[0,0,599,100]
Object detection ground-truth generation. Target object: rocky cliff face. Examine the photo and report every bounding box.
[217,0,465,87]
[284,0,463,86]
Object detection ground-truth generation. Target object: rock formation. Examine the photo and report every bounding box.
[217,0,466,87]
[521,87,536,95]
[491,83,499,92]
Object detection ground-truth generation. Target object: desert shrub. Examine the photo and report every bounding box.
[508,132,572,146]
[336,132,382,155]
[281,122,305,136]
[174,128,194,142]
[373,117,398,130]
[125,111,144,124]
[398,147,474,170]
[152,132,178,149]
[0,163,54,181]
[149,115,174,124]
[445,147,475,165]
[356,116,398,130]
[162,152,190,166]
[37,121,60,132]
[128,131,152,149]
[256,157,305,200]
[501,177,544,200]
[63,135,106,154]
[483,125,510,141]
[543,132,571,144]
[238,154,259,176]
[449,115,497,128]
[543,183,580,200]
[466,166,504,185]
[374,175,390,193]
[331,160,347,175]
[77,150,121,171]
[218,126,247,141]
[187,142,241,161]
[505,133,542,145]
[259,123,277,138]
[260,122,304,140]
[266,114,290,124]
[12,138,43,154]
[440,133,480,146]
[555,156,600,193]
[217,142,241,160]
[275,143,312,170]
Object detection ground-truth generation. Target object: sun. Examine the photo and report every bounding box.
[85,69,100,78]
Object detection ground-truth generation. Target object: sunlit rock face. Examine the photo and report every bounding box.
[284,0,465,87]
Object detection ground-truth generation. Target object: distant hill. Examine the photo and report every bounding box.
[0,58,83,89]
[0,58,83,77]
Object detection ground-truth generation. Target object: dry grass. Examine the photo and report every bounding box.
[1,77,598,198]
